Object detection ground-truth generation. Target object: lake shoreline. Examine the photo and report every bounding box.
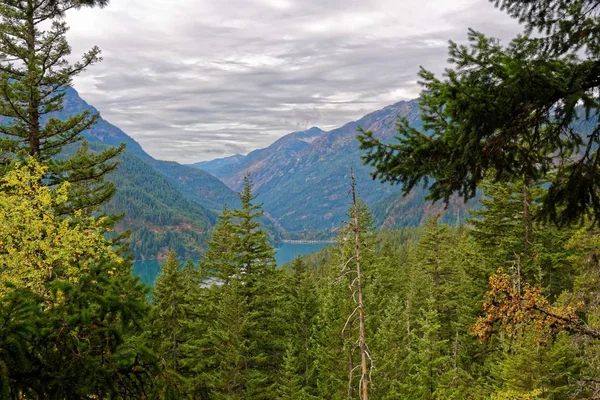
[133,242,331,286]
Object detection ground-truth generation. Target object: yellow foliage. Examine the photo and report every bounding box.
[0,159,122,297]
[491,389,543,400]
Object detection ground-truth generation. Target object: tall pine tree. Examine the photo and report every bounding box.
[193,175,282,399]
[0,0,122,214]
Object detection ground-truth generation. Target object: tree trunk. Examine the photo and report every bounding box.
[351,171,369,400]
[26,0,41,156]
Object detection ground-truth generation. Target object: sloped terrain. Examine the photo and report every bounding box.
[59,88,238,259]
[195,100,463,236]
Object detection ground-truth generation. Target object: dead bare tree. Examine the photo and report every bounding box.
[339,169,372,400]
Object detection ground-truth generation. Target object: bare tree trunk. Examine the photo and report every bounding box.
[351,171,369,400]
[347,345,354,399]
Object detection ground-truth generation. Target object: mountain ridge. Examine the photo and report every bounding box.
[193,99,468,236]
[59,88,239,259]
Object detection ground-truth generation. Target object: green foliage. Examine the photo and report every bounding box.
[405,297,451,399]
[0,3,164,397]
[155,176,283,399]
[278,259,320,397]
[151,251,189,396]
[104,150,214,259]
[138,188,600,399]
[7,2,597,395]
[492,0,600,54]
[359,0,600,225]
[0,159,123,297]
[0,163,156,398]
[0,0,122,215]
[470,178,575,299]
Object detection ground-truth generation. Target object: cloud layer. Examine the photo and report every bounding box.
[65,0,521,163]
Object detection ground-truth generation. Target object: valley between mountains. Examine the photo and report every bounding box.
[70,87,469,260]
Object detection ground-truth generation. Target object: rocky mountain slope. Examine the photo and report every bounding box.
[194,126,325,191]
[194,100,469,237]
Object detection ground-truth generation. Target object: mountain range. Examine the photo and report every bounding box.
[59,88,471,259]
[58,88,239,259]
[192,100,467,237]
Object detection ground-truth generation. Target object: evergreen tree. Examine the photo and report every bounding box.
[412,215,458,328]
[151,251,188,398]
[0,0,123,214]
[277,342,311,400]
[405,297,451,399]
[493,0,600,54]
[371,295,410,400]
[312,277,349,400]
[0,161,156,398]
[469,178,575,299]
[230,175,276,280]
[191,175,281,399]
[358,0,600,225]
[278,258,319,397]
[210,278,251,400]
[0,287,40,399]
[199,205,237,283]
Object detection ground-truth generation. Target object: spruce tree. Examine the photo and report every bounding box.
[469,178,575,299]
[210,278,251,400]
[192,175,281,399]
[359,0,600,225]
[199,205,237,284]
[405,297,451,399]
[0,0,122,214]
[371,295,410,400]
[278,258,319,396]
[230,174,276,280]
[277,342,309,400]
[151,251,188,398]
[229,175,280,399]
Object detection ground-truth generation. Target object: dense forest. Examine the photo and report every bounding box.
[1,0,600,399]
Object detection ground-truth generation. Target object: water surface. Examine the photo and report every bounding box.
[133,242,330,287]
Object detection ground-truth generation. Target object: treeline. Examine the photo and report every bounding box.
[3,160,600,398]
[104,151,215,260]
[147,175,600,399]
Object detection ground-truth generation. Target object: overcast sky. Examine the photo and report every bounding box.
[65,0,522,163]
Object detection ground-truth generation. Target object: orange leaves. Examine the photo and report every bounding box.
[473,270,580,342]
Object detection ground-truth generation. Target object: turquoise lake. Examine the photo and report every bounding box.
[133,242,330,286]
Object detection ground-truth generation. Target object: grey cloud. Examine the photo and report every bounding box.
[66,0,522,163]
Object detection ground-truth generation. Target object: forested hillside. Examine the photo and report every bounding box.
[147,175,600,398]
[103,150,215,260]
[2,0,600,398]
[57,88,239,259]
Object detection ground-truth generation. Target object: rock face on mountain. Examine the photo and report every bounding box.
[194,126,325,191]
[194,100,468,236]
